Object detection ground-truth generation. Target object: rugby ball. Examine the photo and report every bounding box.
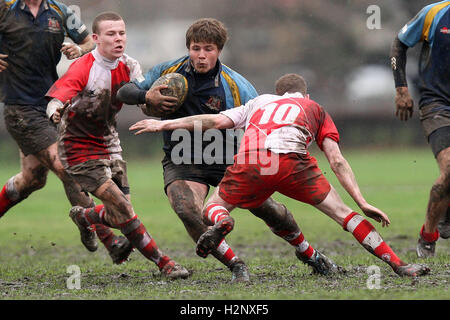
[150,73,188,113]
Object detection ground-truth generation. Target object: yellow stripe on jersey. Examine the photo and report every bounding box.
[161,58,189,76]
[221,70,241,107]
[49,3,63,19]
[5,0,18,8]
[421,1,450,41]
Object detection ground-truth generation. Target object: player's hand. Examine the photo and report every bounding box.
[145,85,178,113]
[360,203,391,227]
[129,119,164,135]
[395,87,414,121]
[51,100,70,124]
[61,42,82,60]
[0,54,8,72]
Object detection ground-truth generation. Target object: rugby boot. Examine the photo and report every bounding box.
[296,250,344,276]
[69,206,98,252]
[196,216,235,258]
[160,260,190,279]
[416,237,436,258]
[108,235,134,264]
[230,261,250,283]
[437,209,450,239]
[393,263,430,277]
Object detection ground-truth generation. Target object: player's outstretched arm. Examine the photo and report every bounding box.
[322,138,390,226]
[129,114,234,135]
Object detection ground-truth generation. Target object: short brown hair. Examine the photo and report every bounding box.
[275,73,308,96]
[92,12,123,34]
[185,18,228,50]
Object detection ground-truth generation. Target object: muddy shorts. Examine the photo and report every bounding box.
[219,152,331,209]
[419,104,450,157]
[428,126,450,158]
[419,104,450,137]
[3,104,57,156]
[66,159,130,195]
[162,154,229,193]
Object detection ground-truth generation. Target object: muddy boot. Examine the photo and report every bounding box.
[416,237,436,258]
[230,261,250,283]
[108,235,134,264]
[296,250,344,276]
[393,263,430,277]
[69,206,98,252]
[196,216,235,258]
[160,260,190,279]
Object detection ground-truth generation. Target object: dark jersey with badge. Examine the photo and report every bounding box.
[163,61,230,164]
[398,1,450,109]
[0,0,88,108]
[135,55,258,166]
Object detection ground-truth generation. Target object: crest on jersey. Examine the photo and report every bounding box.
[47,17,61,33]
[440,27,450,34]
[204,96,222,112]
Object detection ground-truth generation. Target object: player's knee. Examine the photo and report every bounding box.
[24,167,48,192]
[168,188,202,220]
[250,198,295,228]
[175,201,203,225]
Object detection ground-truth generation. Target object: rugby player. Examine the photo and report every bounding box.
[119,18,339,281]
[0,0,129,263]
[130,73,430,277]
[46,12,189,279]
[390,1,450,257]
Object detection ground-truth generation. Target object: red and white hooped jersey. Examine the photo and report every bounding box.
[221,92,340,155]
[46,48,143,167]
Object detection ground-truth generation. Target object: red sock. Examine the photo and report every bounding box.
[343,212,405,268]
[95,224,115,250]
[204,204,230,224]
[80,205,109,227]
[216,239,239,265]
[204,204,239,264]
[0,184,14,217]
[272,229,315,259]
[119,215,168,269]
[420,224,439,242]
[0,178,22,217]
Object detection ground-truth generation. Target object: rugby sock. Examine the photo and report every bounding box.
[419,224,439,243]
[343,212,405,268]
[270,228,315,259]
[204,204,231,225]
[95,224,115,250]
[0,177,22,217]
[73,204,119,250]
[204,204,239,265]
[119,215,170,270]
[214,239,239,265]
[78,204,111,227]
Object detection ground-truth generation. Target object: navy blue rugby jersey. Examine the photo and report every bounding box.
[0,0,88,107]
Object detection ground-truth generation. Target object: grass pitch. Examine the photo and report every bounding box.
[0,147,448,301]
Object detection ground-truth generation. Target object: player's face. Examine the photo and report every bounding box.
[189,41,221,73]
[94,20,127,60]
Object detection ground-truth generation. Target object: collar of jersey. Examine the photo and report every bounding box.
[282,92,304,98]
[92,48,121,70]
